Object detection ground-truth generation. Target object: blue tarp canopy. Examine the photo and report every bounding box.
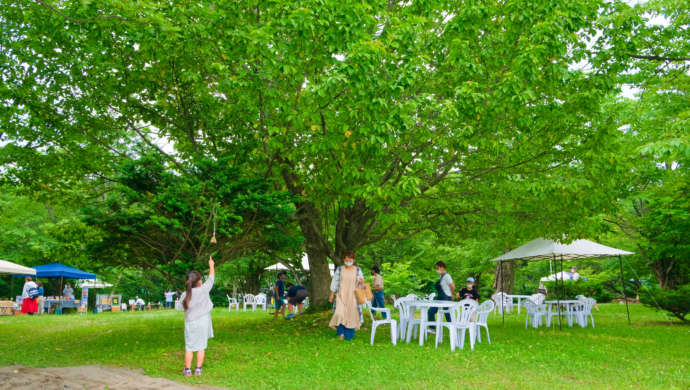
[13,263,96,279]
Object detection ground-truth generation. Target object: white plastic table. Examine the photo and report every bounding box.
[508,295,531,314]
[402,300,461,346]
[545,300,582,327]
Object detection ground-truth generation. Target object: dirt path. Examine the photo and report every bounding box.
[0,365,224,390]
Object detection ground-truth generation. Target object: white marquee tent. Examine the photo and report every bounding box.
[490,238,634,262]
[540,271,580,282]
[490,238,635,326]
[264,254,335,275]
[78,279,113,289]
[0,259,36,275]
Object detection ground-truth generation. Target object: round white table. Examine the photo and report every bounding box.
[545,300,583,327]
[401,300,461,346]
[508,295,532,314]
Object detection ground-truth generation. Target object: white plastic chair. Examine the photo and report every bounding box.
[393,297,410,340]
[437,299,477,351]
[227,295,239,312]
[475,300,495,344]
[243,294,256,311]
[529,293,546,305]
[522,300,546,328]
[427,292,436,300]
[572,298,596,328]
[492,292,512,315]
[368,306,397,345]
[396,297,421,342]
[255,293,267,311]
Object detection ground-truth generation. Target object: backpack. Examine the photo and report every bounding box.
[28,287,40,299]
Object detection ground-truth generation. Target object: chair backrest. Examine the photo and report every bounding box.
[582,298,596,313]
[454,299,478,324]
[521,299,543,314]
[368,305,375,321]
[476,300,495,325]
[492,292,512,310]
[394,297,413,319]
[530,293,545,305]
[405,293,419,300]
[255,294,266,304]
[427,293,436,300]
[244,294,255,303]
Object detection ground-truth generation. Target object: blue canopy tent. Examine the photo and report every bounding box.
[14,263,96,314]
[14,263,96,279]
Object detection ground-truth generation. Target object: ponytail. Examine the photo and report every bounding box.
[182,270,202,311]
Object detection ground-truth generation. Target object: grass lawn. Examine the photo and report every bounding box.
[0,304,688,389]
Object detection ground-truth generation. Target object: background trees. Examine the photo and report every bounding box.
[0,1,686,314]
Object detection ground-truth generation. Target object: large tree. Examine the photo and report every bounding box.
[1,0,628,305]
[598,0,689,290]
[82,154,298,286]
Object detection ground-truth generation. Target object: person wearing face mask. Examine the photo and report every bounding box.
[427,261,455,334]
[457,277,480,301]
[328,252,364,341]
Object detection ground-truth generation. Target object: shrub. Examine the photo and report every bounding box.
[640,284,690,323]
[377,261,433,299]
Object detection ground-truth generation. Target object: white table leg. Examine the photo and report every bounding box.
[405,308,414,343]
[419,308,428,346]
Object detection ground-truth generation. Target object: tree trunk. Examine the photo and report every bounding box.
[245,269,262,294]
[294,202,333,307]
[305,250,332,308]
[493,261,515,293]
[654,258,676,290]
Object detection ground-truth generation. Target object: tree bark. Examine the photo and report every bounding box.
[293,201,333,307]
[654,258,677,290]
[493,261,515,293]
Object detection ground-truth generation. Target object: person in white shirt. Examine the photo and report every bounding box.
[427,261,455,333]
[21,277,39,314]
[164,291,177,309]
[63,284,75,300]
[135,296,145,310]
[176,255,215,377]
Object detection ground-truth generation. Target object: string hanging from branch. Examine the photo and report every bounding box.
[210,204,217,244]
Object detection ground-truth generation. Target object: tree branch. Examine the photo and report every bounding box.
[630,54,690,62]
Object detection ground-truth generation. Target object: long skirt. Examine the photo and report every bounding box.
[21,298,38,314]
[184,314,214,352]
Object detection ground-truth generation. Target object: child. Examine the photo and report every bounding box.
[457,277,480,301]
[176,255,215,377]
[273,271,287,319]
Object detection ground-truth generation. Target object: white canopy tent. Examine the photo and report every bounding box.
[300,254,336,275]
[264,263,290,271]
[78,279,113,289]
[0,259,36,275]
[490,238,634,261]
[490,238,634,327]
[265,255,335,275]
[540,271,580,282]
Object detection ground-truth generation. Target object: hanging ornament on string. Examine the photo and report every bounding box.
[210,204,218,244]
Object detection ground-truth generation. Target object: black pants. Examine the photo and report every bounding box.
[428,292,452,324]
